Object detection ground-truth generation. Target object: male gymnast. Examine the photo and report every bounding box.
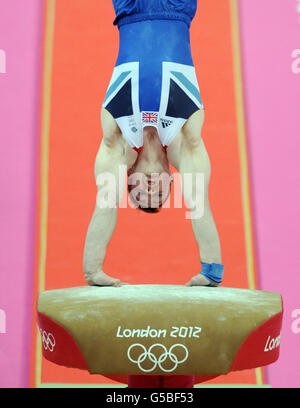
[83,0,224,289]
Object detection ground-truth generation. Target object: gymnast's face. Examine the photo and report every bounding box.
[128,128,173,210]
[128,170,173,210]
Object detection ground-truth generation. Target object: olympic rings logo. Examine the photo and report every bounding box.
[127,343,189,373]
[39,329,56,352]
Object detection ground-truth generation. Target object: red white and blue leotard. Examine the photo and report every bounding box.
[103,0,203,151]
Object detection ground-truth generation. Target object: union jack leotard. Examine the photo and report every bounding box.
[103,0,203,151]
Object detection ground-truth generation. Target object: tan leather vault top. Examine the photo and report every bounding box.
[37,285,283,375]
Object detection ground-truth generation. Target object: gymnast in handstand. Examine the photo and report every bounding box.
[83,0,224,289]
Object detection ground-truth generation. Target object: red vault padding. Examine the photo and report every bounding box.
[231,311,283,371]
[37,312,88,371]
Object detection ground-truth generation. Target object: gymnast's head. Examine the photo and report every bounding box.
[127,126,173,213]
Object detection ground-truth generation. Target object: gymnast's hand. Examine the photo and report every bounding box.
[185,274,219,287]
[85,268,121,287]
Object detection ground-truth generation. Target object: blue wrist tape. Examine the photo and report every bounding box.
[199,262,224,284]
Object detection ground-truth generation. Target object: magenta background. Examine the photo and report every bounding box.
[239,0,300,388]
[0,0,44,387]
[0,0,299,388]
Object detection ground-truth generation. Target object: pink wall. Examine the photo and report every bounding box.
[0,0,44,387]
[239,0,300,388]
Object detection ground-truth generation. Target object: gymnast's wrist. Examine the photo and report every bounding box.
[200,261,224,284]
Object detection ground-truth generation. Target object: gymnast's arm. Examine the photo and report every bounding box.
[83,138,126,286]
[177,115,222,265]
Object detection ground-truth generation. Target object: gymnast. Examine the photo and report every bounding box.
[83,0,224,289]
